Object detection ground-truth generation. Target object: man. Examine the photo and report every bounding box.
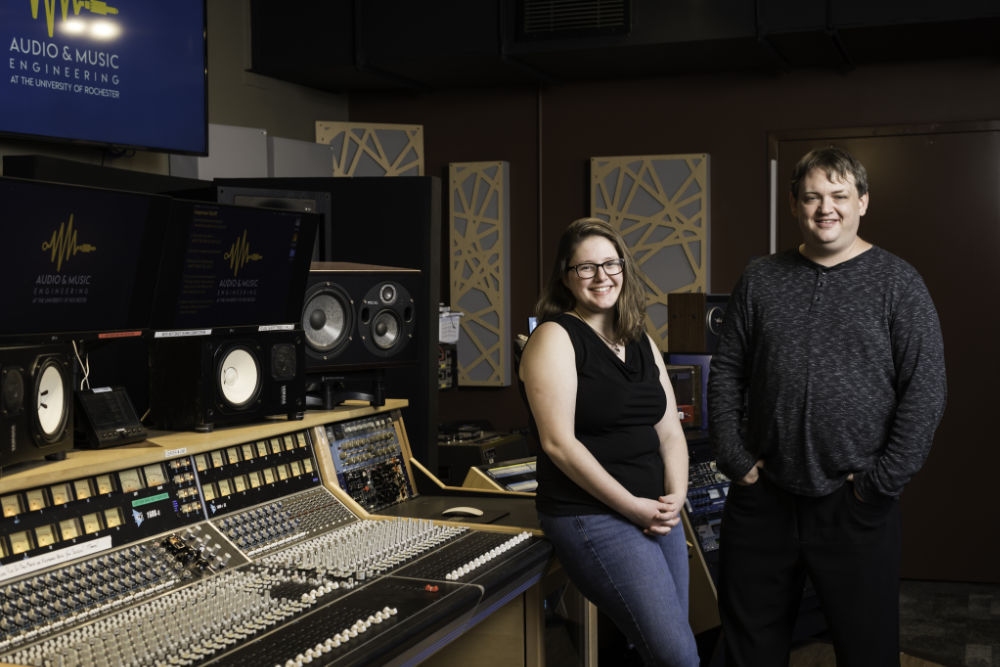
[707,146,946,666]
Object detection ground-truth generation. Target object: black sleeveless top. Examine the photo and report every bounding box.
[530,313,667,516]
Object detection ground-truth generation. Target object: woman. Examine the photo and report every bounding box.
[519,218,698,666]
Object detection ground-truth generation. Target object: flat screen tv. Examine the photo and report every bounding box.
[0,176,170,339]
[0,1,207,155]
[151,200,319,331]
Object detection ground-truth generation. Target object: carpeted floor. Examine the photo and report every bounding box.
[896,580,1000,667]
[546,579,1000,666]
[751,580,1000,667]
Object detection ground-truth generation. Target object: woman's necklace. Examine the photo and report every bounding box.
[572,309,622,355]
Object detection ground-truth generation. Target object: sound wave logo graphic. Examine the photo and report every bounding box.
[30,0,120,39]
[223,230,263,277]
[41,214,97,271]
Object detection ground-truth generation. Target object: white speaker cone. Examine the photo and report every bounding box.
[218,347,260,407]
[36,361,67,438]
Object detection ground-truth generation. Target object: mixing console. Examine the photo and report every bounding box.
[0,412,552,666]
[685,439,729,557]
[323,410,413,512]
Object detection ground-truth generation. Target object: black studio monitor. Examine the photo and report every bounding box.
[146,328,305,433]
[302,262,420,373]
[301,263,420,410]
[0,342,75,467]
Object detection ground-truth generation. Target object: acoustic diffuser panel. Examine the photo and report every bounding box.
[449,161,511,387]
[590,154,710,351]
[314,122,424,176]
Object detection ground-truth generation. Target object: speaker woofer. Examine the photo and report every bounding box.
[216,345,261,409]
[302,282,354,360]
[370,310,402,350]
[33,357,70,443]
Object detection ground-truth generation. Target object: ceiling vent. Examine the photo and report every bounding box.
[516,0,631,40]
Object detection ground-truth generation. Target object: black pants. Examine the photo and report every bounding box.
[718,476,901,667]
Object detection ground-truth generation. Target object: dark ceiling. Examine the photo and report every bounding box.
[247,0,1000,94]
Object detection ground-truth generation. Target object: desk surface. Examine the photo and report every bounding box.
[375,494,541,532]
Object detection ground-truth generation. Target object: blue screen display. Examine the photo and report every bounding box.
[1,1,207,155]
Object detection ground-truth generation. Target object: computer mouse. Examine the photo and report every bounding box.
[441,506,484,518]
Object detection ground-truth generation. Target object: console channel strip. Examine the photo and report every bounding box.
[324,411,414,511]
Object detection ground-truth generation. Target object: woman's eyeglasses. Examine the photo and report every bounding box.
[566,258,625,279]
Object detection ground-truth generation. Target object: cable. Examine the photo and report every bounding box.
[72,340,91,391]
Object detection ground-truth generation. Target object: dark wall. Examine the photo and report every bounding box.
[350,59,1000,581]
[352,58,1000,422]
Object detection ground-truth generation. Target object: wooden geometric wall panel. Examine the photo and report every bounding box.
[449,161,511,386]
[591,154,710,351]
[314,121,424,176]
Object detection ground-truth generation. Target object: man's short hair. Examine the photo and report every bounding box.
[790,146,869,199]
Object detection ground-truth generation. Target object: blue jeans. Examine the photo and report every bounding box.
[539,511,700,667]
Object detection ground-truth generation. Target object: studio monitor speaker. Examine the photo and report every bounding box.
[667,293,729,355]
[302,262,420,373]
[147,329,305,432]
[0,342,74,467]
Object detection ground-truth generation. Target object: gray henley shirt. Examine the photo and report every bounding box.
[708,246,947,500]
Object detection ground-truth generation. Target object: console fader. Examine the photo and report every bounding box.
[0,411,551,666]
